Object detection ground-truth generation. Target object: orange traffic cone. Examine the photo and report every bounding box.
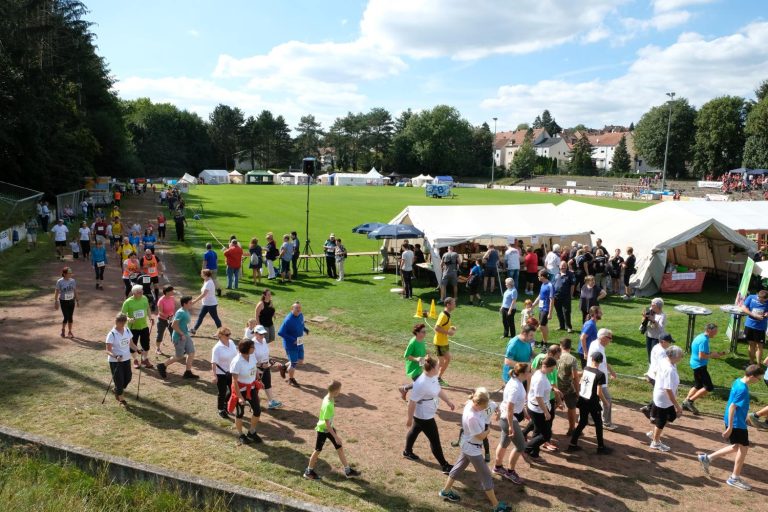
[428,299,438,319]
[413,298,425,318]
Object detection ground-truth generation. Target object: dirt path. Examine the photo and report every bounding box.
[0,192,765,512]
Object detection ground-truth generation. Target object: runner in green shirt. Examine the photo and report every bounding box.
[399,324,428,401]
[304,380,360,481]
[120,284,153,368]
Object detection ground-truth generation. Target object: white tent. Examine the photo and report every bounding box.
[365,168,385,185]
[316,172,331,185]
[334,173,380,186]
[647,200,768,233]
[411,174,434,188]
[586,204,756,296]
[228,170,244,184]
[178,173,197,184]
[199,169,230,184]
[389,204,592,283]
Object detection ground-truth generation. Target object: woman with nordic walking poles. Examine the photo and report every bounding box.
[54,267,78,338]
[211,326,238,419]
[105,313,142,407]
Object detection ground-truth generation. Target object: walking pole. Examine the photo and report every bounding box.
[136,357,142,400]
[136,323,153,400]
[102,361,120,404]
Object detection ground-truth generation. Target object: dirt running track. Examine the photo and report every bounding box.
[0,193,765,512]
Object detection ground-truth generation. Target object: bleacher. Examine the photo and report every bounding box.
[516,175,712,198]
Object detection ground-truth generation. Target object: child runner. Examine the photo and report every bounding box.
[304,380,361,480]
[439,387,511,512]
[69,239,80,260]
[698,365,765,490]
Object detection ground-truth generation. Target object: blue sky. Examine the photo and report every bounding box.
[89,0,767,132]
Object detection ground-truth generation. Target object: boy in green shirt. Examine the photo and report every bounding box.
[304,380,361,480]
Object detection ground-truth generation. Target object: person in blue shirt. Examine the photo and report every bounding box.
[682,323,725,415]
[142,229,157,254]
[698,364,765,491]
[202,242,221,297]
[552,261,575,333]
[501,325,536,383]
[499,277,518,338]
[128,230,141,248]
[740,289,768,366]
[90,239,108,289]
[467,259,484,306]
[532,270,554,348]
[578,306,601,369]
[278,301,310,388]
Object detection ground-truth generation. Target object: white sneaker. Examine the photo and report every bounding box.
[726,476,751,491]
[646,431,653,440]
[603,423,618,431]
[650,441,670,452]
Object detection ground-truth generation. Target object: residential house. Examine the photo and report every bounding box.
[534,137,570,167]
[494,128,550,169]
[585,131,653,172]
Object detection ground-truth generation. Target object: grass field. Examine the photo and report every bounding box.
[174,185,766,411]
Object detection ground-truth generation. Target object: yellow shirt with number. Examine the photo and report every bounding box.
[433,311,452,346]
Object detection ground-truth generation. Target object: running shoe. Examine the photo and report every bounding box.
[303,469,321,480]
[726,476,752,491]
[267,400,283,409]
[279,365,287,379]
[182,370,199,379]
[649,441,670,452]
[493,502,512,512]
[189,328,196,335]
[504,469,524,485]
[142,359,154,369]
[344,467,361,478]
[238,434,252,445]
[640,406,651,419]
[439,489,460,502]
[438,378,448,387]
[288,378,301,388]
[247,431,263,444]
[646,431,654,440]
[218,410,229,419]
[603,423,618,431]
[492,465,507,476]
[747,412,768,430]
[133,359,140,369]
[402,451,420,461]
[596,446,613,455]
[450,439,460,447]
[697,453,710,474]
[565,444,582,453]
[441,464,453,475]
[682,399,699,415]
[398,386,408,401]
[156,363,167,379]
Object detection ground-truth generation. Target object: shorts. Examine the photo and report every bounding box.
[441,271,458,288]
[651,404,677,429]
[264,324,275,343]
[315,430,342,451]
[484,266,499,279]
[131,327,150,352]
[499,416,526,451]
[172,335,195,357]
[55,240,66,247]
[258,366,273,390]
[744,326,766,345]
[280,259,290,273]
[27,233,37,242]
[562,390,579,409]
[729,427,749,446]
[538,310,550,326]
[435,344,450,357]
[284,342,305,365]
[693,366,714,392]
[526,271,538,284]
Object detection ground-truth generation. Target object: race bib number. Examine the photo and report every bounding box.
[297,339,304,346]
[753,307,764,317]
[96,261,105,267]
[63,292,74,300]
[147,267,156,274]
[158,223,165,227]
[249,366,257,378]
[134,310,145,319]
[142,276,151,284]
[119,337,129,348]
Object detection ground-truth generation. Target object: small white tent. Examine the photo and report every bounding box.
[178,173,197,184]
[411,174,434,188]
[199,169,230,184]
[228,170,244,184]
[365,168,385,186]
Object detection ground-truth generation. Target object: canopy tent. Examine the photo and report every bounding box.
[586,205,756,296]
[228,170,244,184]
[365,168,385,185]
[411,174,434,187]
[388,204,592,283]
[178,173,197,184]
[199,169,230,184]
[646,201,768,233]
[745,169,768,176]
[316,172,331,185]
[245,170,274,184]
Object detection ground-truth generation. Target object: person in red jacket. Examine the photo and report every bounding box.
[224,239,244,290]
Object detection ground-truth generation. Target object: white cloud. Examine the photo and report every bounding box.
[582,25,612,44]
[187,29,200,38]
[481,21,768,127]
[360,0,620,60]
[652,0,716,13]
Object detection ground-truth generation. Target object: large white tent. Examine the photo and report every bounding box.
[583,203,756,296]
[647,200,768,233]
[199,169,230,184]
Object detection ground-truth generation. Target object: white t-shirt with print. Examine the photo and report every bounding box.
[211,340,238,375]
[527,370,552,414]
[587,342,609,387]
[653,360,680,409]
[459,401,487,457]
[229,353,258,385]
[51,224,68,242]
[200,279,217,307]
[79,227,91,241]
[252,339,270,365]
[501,377,526,418]
[410,373,441,420]
[106,327,133,362]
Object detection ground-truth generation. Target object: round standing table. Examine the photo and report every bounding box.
[719,304,746,354]
[674,305,712,353]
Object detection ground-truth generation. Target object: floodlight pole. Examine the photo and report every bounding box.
[302,163,321,273]
[661,92,675,194]
[491,117,498,187]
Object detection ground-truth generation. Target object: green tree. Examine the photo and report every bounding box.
[328,112,366,171]
[611,134,632,174]
[515,123,530,131]
[692,96,746,177]
[389,110,418,173]
[533,109,561,135]
[294,114,323,159]
[208,104,244,169]
[756,79,768,102]
[510,133,536,178]
[470,122,493,179]
[401,105,475,176]
[569,136,597,175]
[743,97,768,168]
[361,107,394,171]
[633,97,697,178]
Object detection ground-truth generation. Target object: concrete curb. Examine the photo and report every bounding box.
[0,424,340,512]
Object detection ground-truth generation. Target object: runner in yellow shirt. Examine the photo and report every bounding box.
[434,297,457,386]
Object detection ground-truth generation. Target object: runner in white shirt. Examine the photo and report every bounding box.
[649,345,684,452]
[51,219,69,259]
[105,313,141,406]
[211,326,238,419]
[641,333,674,419]
[251,325,283,410]
[439,388,510,511]
[229,339,262,445]
[78,221,91,260]
[403,356,455,474]
[190,269,222,335]
[587,328,617,429]
[524,358,556,459]
[494,362,530,484]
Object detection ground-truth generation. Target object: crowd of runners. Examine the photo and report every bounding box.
[45,187,768,512]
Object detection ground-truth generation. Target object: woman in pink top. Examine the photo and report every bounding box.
[524,247,539,296]
[155,285,176,354]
